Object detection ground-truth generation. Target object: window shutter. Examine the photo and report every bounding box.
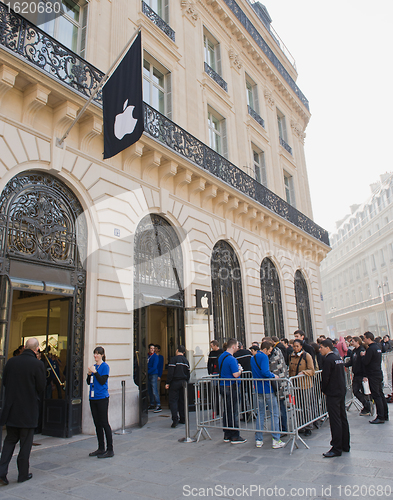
[80,5,88,58]
[216,43,222,76]
[164,0,169,23]
[261,152,267,186]
[282,116,288,142]
[221,118,228,159]
[289,177,296,208]
[254,85,259,114]
[166,72,172,120]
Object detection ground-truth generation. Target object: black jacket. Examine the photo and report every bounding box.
[302,341,317,368]
[233,348,252,373]
[207,349,223,375]
[0,349,46,428]
[167,355,190,384]
[322,351,346,398]
[361,342,383,378]
[345,345,366,377]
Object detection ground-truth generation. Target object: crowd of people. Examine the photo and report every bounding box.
[207,330,391,455]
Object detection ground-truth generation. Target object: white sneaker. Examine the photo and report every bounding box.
[272,439,285,449]
[255,440,263,448]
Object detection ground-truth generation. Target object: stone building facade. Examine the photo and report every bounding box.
[0,0,329,434]
[321,173,393,340]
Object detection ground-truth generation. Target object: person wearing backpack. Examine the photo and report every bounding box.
[251,340,285,449]
[217,339,247,444]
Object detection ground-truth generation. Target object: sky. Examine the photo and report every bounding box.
[263,0,393,234]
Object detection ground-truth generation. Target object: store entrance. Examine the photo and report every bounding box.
[2,287,75,437]
[134,303,184,427]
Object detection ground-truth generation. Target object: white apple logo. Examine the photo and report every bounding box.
[114,99,137,140]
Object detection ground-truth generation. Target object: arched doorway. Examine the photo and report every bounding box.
[0,171,87,437]
[294,270,313,340]
[133,214,184,426]
[260,258,284,338]
[211,240,245,346]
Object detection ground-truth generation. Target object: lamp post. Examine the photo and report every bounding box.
[378,281,391,338]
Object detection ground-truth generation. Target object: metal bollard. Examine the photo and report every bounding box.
[114,380,132,435]
[178,380,196,443]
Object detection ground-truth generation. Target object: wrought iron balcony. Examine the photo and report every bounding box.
[0,1,103,101]
[279,136,292,155]
[204,62,228,92]
[247,105,265,129]
[223,0,309,111]
[144,104,329,245]
[0,2,328,246]
[142,1,175,42]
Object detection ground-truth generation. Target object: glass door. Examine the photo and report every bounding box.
[185,307,211,383]
[134,306,148,427]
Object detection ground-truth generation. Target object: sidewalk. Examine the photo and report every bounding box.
[0,405,392,500]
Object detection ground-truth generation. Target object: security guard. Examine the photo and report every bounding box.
[165,345,190,428]
[360,331,388,424]
[320,339,350,458]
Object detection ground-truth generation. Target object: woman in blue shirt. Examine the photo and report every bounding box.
[87,346,114,458]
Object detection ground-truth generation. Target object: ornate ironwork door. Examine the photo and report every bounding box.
[260,258,284,337]
[211,241,246,346]
[0,171,87,437]
[294,270,313,339]
[133,214,184,426]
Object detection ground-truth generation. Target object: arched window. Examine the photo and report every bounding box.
[211,241,245,346]
[260,258,284,337]
[294,270,313,338]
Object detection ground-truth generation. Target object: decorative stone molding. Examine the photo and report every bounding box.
[23,84,51,126]
[264,88,275,108]
[291,120,306,143]
[79,115,103,152]
[53,101,79,140]
[229,48,243,72]
[0,65,18,105]
[180,0,199,24]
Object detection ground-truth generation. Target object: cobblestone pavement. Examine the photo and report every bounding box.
[0,405,392,500]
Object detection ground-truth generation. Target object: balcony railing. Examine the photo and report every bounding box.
[223,0,309,111]
[142,1,175,42]
[247,105,265,128]
[279,136,292,155]
[204,62,228,92]
[0,2,329,246]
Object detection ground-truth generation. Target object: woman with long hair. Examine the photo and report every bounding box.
[87,346,114,458]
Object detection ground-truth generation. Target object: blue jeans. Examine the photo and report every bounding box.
[279,398,288,432]
[148,374,160,406]
[255,393,280,442]
[220,385,240,439]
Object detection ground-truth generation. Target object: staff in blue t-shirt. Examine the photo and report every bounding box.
[217,338,247,445]
[87,346,114,458]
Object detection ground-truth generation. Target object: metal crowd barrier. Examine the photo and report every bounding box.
[382,352,393,390]
[194,371,327,454]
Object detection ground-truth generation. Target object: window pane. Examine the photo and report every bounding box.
[58,16,79,52]
[62,0,80,22]
[247,82,253,109]
[143,59,150,76]
[143,78,150,105]
[152,67,164,87]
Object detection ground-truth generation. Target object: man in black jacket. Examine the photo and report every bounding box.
[320,339,350,458]
[165,345,190,428]
[345,337,371,416]
[207,340,223,375]
[0,338,46,485]
[361,331,388,424]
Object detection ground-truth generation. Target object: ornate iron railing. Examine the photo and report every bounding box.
[247,105,265,128]
[222,0,309,111]
[144,105,329,245]
[0,1,104,101]
[0,2,328,246]
[279,136,292,155]
[204,62,228,92]
[142,1,175,42]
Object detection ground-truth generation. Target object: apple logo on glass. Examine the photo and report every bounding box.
[114,99,137,140]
